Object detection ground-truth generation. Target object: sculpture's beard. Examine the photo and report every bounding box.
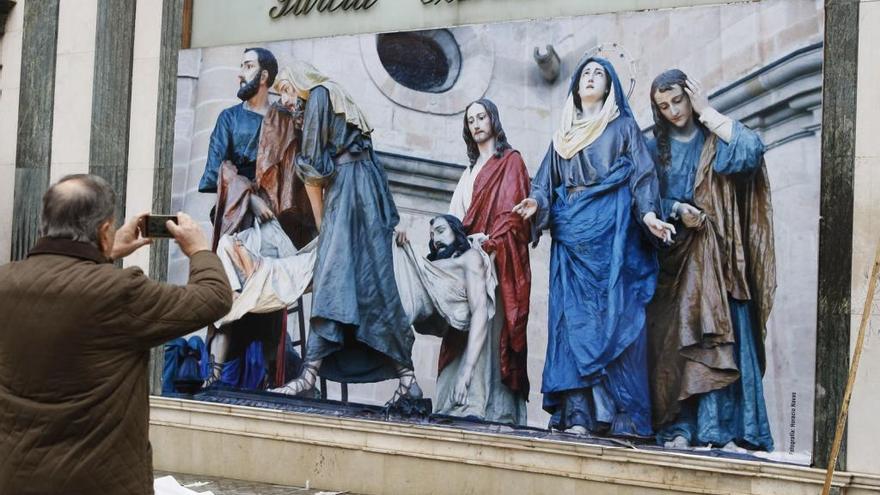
[237,73,261,101]
[428,240,466,261]
[471,129,493,144]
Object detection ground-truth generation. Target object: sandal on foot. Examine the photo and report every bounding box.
[270,362,319,396]
[202,361,224,389]
[385,367,423,406]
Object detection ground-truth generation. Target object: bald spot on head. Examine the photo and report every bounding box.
[51,178,88,201]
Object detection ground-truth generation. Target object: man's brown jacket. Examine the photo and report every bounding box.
[0,237,232,494]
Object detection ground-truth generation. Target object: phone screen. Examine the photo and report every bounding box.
[144,215,178,238]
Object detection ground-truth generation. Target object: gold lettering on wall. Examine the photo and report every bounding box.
[269,0,380,19]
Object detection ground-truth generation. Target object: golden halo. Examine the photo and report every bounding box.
[578,42,638,100]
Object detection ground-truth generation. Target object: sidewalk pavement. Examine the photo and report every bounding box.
[155,471,363,495]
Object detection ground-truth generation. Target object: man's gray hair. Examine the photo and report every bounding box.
[41,174,116,244]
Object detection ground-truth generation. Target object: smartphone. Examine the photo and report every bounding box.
[142,214,178,238]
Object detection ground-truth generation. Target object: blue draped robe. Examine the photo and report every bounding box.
[198,103,263,193]
[648,123,774,450]
[531,116,659,436]
[297,86,414,383]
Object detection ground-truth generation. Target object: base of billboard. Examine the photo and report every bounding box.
[150,397,880,494]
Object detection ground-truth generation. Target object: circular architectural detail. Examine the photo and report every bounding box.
[376,30,461,94]
[360,26,495,116]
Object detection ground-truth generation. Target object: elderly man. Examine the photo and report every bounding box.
[0,174,232,494]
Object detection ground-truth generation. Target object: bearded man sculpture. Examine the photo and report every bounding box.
[446,99,532,413]
[199,47,316,389]
[268,62,421,404]
[395,215,526,424]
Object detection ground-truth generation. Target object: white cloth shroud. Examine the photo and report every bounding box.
[392,234,497,333]
[216,222,496,335]
[215,219,317,326]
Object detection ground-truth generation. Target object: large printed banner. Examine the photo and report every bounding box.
[169,0,823,465]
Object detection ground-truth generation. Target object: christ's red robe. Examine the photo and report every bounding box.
[439,148,532,398]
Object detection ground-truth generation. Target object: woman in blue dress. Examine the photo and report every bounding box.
[513,57,674,436]
[646,69,775,452]
[269,62,420,403]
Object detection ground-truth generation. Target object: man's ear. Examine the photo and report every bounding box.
[99,219,113,238]
[261,69,269,85]
[97,219,114,251]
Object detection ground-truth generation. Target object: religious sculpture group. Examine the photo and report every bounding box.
[189,46,777,453]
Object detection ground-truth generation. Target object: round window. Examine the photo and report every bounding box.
[376,29,462,94]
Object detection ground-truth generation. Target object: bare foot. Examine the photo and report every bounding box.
[202,361,223,389]
[565,425,588,436]
[664,435,690,449]
[721,441,747,454]
[386,366,423,406]
[226,240,258,282]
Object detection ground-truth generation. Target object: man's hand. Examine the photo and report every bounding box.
[166,212,211,257]
[684,78,710,115]
[452,370,471,407]
[111,212,151,260]
[675,202,706,229]
[471,233,494,254]
[394,229,408,246]
[512,198,538,220]
[249,195,275,222]
[643,211,676,244]
[280,92,296,112]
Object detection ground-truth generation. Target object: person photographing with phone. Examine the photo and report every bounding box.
[0,174,232,494]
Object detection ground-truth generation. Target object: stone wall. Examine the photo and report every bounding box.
[171,0,824,461]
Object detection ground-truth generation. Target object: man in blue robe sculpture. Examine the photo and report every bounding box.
[646,69,776,452]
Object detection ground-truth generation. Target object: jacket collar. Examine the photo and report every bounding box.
[27,237,111,264]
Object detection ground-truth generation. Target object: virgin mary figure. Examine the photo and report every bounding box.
[513,56,674,436]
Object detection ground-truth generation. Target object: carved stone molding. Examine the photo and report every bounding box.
[377,149,465,215]
[711,42,823,151]
[150,397,880,495]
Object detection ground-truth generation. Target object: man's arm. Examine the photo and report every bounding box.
[452,251,491,406]
[121,252,232,350]
[305,183,324,230]
[115,213,232,350]
[199,110,233,193]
